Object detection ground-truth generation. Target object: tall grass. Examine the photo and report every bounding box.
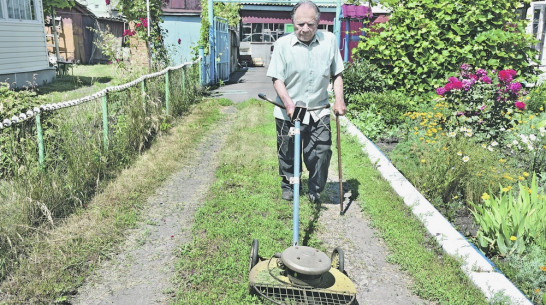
[0,64,203,282]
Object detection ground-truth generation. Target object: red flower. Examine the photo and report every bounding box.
[177,38,181,44]
[498,69,517,82]
[514,101,526,110]
[105,0,110,4]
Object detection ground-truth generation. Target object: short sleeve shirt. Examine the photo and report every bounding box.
[267,31,344,124]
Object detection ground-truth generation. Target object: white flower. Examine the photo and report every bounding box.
[481,143,487,148]
[462,156,470,162]
[529,134,537,141]
[540,127,545,136]
[500,127,506,131]
[487,146,494,152]
[465,131,473,137]
[528,144,534,151]
[520,134,529,144]
[491,141,499,147]
[507,143,512,148]
[513,139,519,145]
[448,131,457,138]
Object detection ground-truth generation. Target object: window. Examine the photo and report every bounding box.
[0,3,3,19]
[6,0,36,20]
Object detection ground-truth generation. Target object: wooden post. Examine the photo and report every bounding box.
[101,95,109,151]
[36,113,45,168]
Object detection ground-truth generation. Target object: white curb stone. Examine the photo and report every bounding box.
[338,115,533,305]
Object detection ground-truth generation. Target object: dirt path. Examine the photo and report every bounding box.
[69,107,236,305]
[317,173,435,305]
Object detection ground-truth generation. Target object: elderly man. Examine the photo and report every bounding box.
[266,0,346,203]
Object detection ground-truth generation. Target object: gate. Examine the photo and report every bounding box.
[215,17,230,82]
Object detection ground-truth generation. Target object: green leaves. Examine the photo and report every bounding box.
[353,0,537,95]
[470,173,546,257]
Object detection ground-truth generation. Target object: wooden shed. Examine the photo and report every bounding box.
[0,0,56,88]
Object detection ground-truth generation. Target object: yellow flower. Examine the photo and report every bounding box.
[518,176,525,181]
[535,288,541,293]
[442,146,447,151]
[481,193,490,201]
[523,172,529,177]
[420,159,426,163]
[540,266,546,271]
[510,236,517,241]
[499,159,506,163]
[502,187,510,192]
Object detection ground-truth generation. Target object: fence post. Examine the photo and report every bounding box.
[165,69,170,115]
[35,112,45,168]
[199,46,205,86]
[182,66,186,93]
[101,94,109,151]
[141,78,146,101]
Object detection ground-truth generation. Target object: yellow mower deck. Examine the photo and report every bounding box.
[249,257,356,305]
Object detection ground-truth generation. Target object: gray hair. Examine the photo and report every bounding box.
[291,0,321,23]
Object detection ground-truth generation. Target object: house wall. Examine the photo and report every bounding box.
[161,15,201,65]
[0,0,55,88]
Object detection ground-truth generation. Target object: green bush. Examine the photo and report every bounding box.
[343,60,386,97]
[347,91,415,126]
[353,0,537,94]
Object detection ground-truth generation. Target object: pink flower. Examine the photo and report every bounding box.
[509,82,522,94]
[448,76,459,83]
[451,80,464,90]
[462,79,475,90]
[476,69,487,77]
[460,63,472,71]
[105,0,110,4]
[178,38,181,44]
[498,69,517,82]
[480,76,492,84]
[514,101,526,110]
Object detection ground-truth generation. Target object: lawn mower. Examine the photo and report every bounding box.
[248,94,356,305]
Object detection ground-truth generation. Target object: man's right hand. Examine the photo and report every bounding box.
[285,103,296,119]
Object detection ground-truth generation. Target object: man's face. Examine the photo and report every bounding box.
[293,4,318,44]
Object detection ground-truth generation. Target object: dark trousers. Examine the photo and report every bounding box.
[275,116,332,194]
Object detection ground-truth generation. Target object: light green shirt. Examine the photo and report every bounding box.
[266,31,344,124]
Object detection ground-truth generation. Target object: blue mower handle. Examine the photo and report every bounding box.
[258,93,330,111]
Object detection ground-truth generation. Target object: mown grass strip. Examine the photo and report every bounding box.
[0,99,224,304]
[174,101,488,305]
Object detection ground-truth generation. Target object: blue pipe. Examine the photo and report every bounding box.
[292,120,301,245]
[344,19,349,62]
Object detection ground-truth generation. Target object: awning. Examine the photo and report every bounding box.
[241,11,335,25]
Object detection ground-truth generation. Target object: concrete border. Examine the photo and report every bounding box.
[338,115,533,305]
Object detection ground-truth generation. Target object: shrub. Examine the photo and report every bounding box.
[353,0,537,94]
[343,60,386,97]
[347,91,415,128]
[526,82,546,114]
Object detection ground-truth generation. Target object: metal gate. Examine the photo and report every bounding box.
[215,17,230,82]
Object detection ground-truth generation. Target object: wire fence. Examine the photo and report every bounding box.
[0,60,202,221]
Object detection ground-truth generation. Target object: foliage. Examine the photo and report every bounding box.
[199,0,241,53]
[436,64,530,143]
[527,82,546,114]
[498,245,546,305]
[470,173,546,257]
[116,0,169,66]
[354,0,537,95]
[504,112,546,178]
[343,59,386,96]
[0,83,43,119]
[346,91,415,141]
[0,63,203,288]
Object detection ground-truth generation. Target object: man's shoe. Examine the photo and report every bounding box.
[308,192,320,203]
[282,189,293,201]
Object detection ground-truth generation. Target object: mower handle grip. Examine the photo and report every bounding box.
[258,93,330,111]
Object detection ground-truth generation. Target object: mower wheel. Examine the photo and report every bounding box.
[250,239,259,270]
[331,247,345,273]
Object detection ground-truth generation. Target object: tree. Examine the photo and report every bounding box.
[354,0,538,95]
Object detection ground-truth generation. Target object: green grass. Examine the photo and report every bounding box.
[173,101,488,304]
[36,64,145,103]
